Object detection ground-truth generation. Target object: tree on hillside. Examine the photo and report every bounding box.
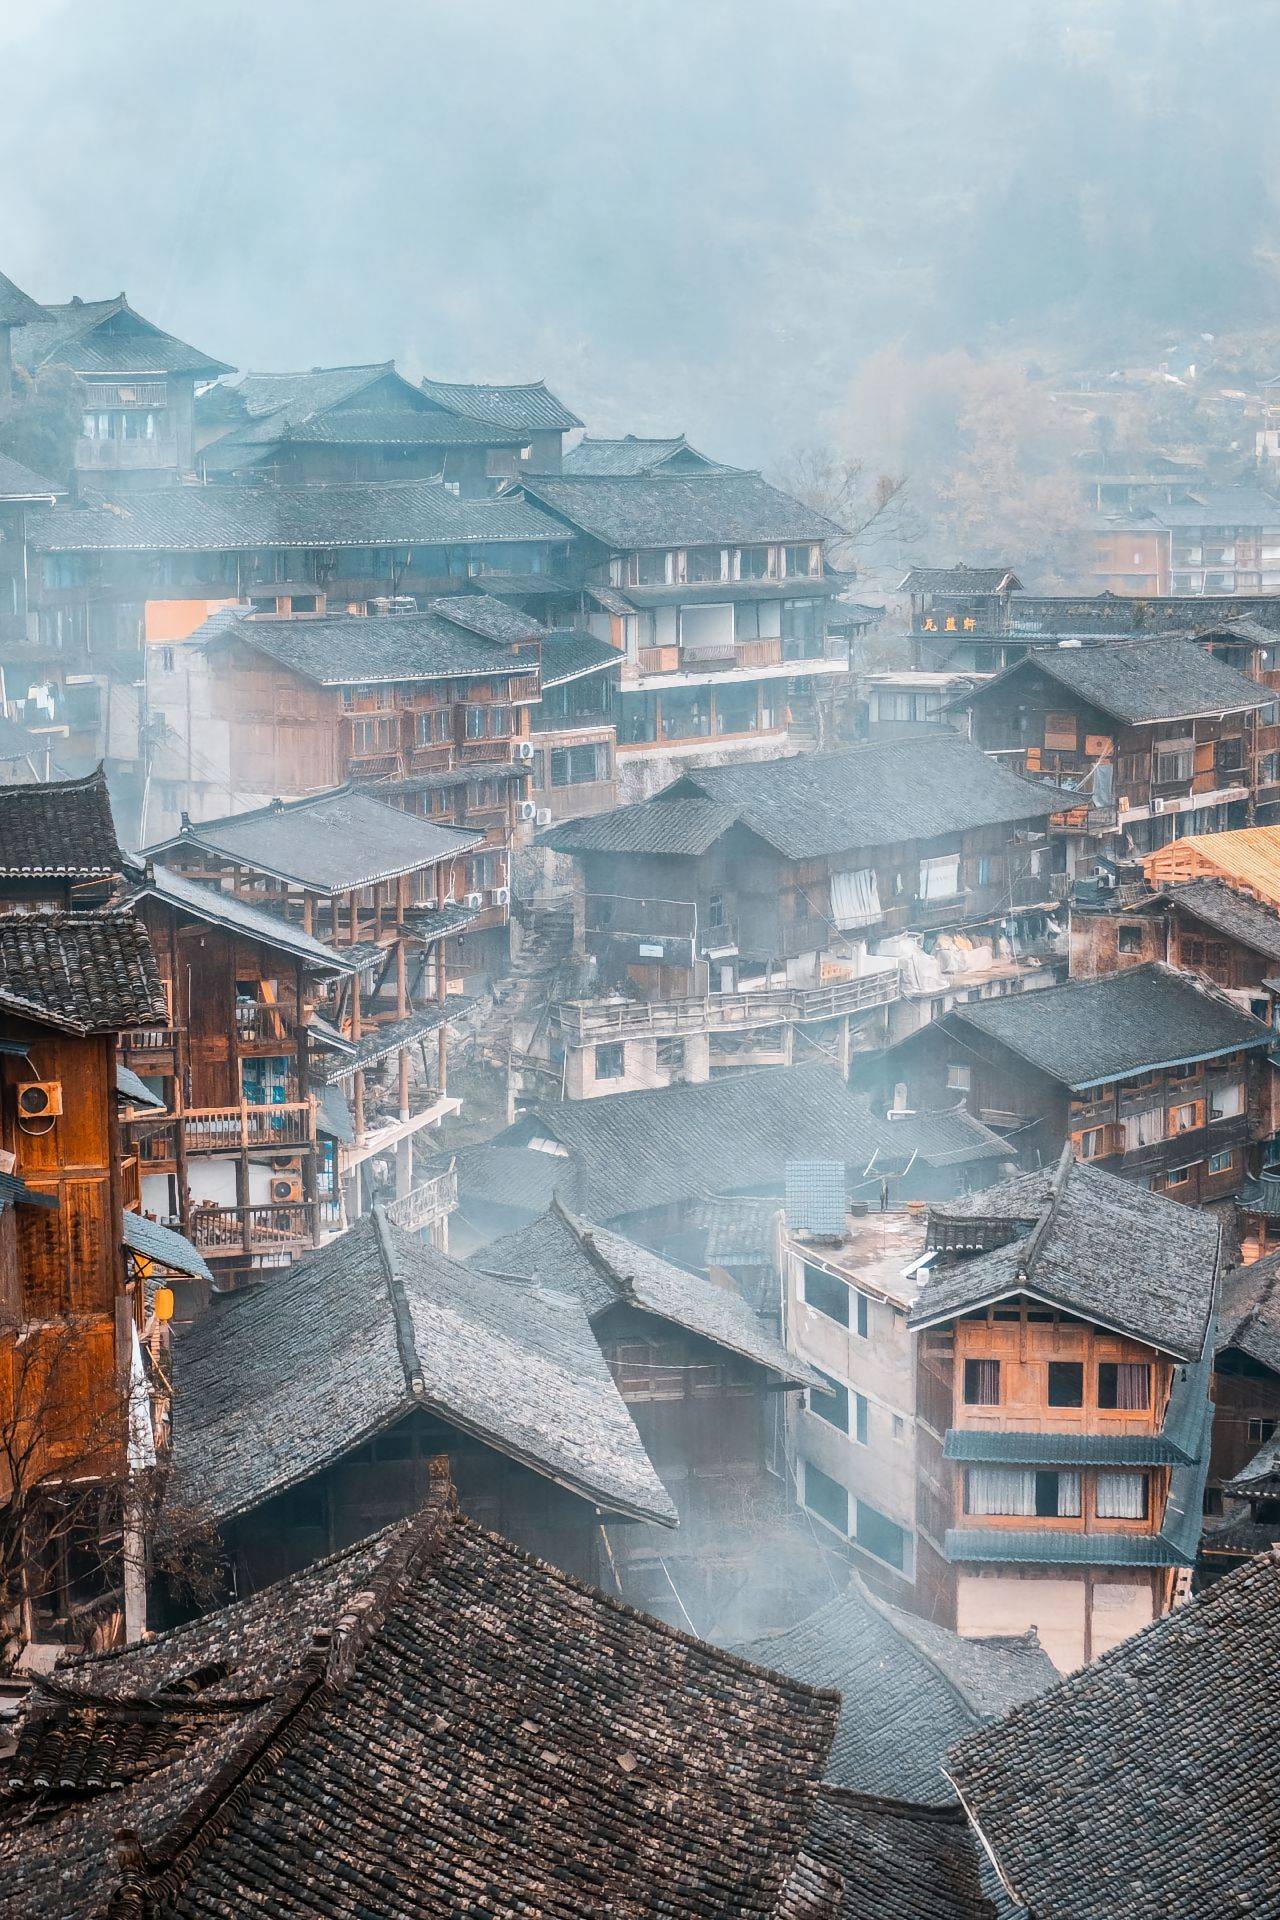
[0,365,84,488]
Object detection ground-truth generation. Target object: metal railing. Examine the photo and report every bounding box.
[555,969,899,1042]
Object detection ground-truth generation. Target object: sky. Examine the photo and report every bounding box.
[3,0,1278,470]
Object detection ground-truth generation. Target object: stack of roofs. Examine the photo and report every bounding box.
[0,766,127,897]
[519,467,845,551]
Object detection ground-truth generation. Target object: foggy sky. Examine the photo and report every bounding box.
[4,0,1278,469]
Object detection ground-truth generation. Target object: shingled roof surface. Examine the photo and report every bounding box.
[168,1208,676,1527]
[899,567,1020,595]
[147,786,478,893]
[504,1062,890,1223]
[418,374,583,431]
[0,268,45,326]
[914,1156,1219,1362]
[2,1485,839,1919]
[0,767,123,878]
[480,1199,817,1385]
[736,1579,1053,1809]
[11,294,231,377]
[947,1547,1280,1920]
[28,480,567,551]
[970,634,1270,725]
[803,1789,997,1920]
[0,911,166,1034]
[562,435,724,476]
[1218,1251,1280,1375]
[937,960,1272,1090]
[520,470,845,548]
[537,626,622,686]
[0,450,62,499]
[223,606,526,686]
[130,865,359,974]
[1154,876,1280,960]
[542,793,743,858]
[680,736,1057,861]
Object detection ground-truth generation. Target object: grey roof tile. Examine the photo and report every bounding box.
[536,627,621,687]
[947,1547,1280,1920]
[803,1788,997,1920]
[168,1209,676,1527]
[0,768,123,879]
[0,269,45,327]
[1218,1251,1280,1374]
[221,604,527,686]
[899,567,1021,595]
[133,865,359,973]
[0,911,166,1034]
[968,634,1270,725]
[122,1210,211,1282]
[541,794,742,858]
[520,470,845,548]
[11,294,231,377]
[1151,876,1280,961]
[418,375,583,431]
[0,451,63,499]
[562,435,724,476]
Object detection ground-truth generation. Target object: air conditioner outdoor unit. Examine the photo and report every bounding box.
[270,1174,303,1204]
[464,891,484,909]
[269,1153,301,1173]
[17,1081,62,1120]
[518,800,538,821]
[516,740,534,761]
[492,886,511,906]
[535,807,553,827]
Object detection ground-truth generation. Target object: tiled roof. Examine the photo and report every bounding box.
[505,1062,891,1224]
[1146,484,1280,528]
[699,1195,781,1264]
[419,375,583,431]
[0,269,45,327]
[967,635,1270,725]
[449,1141,578,1217]
[168,1208,677,1527]
[222,605,528,687]
[0,451,62,500]
[0,768,124,879]
[947,1547,1280,1920]
[132,865,359,973]
[5,1483,838,1918]
[11,294,231,377]
[898,567,1021,595]
[0,911,166,1034]
[1152,876,1280,960]
[122,1210,211,1283]
[480,1198,818,1385]
[115,1063,164,1110]
[914,1154,1220,1363]
[734,1575,1054,1806]
[933,960,1273,1091]
[541,794,742,858]
[536,626,621,687]
[562,435,724,476]
[676,735,1058,862]
[804,1789,997,1920]
[1218,1251,1280,1374]
[520,470,845,548]
[147,786,479,895]
[319,1000,473,1084]
[28,480,568,552]
[201,364,516,450]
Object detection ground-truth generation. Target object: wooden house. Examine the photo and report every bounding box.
[143,787,479,1226]
[899,565,1026,674]
[476,1199,824,1637]
[0,767,128,912]
[909,1151,1219,1670]
[526,627,620,824]
[418,375,584,480]
[8,288,231,489]
[164,1209,677,1599]
[955,635,1272,865]
[1070,876,1280,1028]
[0,906,170,1643]
[561,434,723,477]
[517,469,851,788]
[860,961,1277,1205]
[540,734,1061,1096]
[1202,1255,1280,1567]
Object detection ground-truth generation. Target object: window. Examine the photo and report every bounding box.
[1079,1127,1110,1160]
[1044,711,1078,751]
[550,744,606,787]
[1118,924,1143,954]
[594,1042,624,1081]
[1208,1149,1236,1176]
[856,1289,869,1338]
[780,597,821,652]
[1095,1471,1148,1520]
[803,1262,849,1327]
[1164,1165,1193,1188]
[1123,1107,1164,1151]
[1155,744,1194,784]
[463,704,514,740]
[964,1470,1078,1518]
[1098,1362,1150,1411]
[808,1371,849,1432]
[656,1037,685,1071]
[946,1061,972,1092]
[1210,1084,1244,1121]
[467,852,500,891]
[1036,1470,1081,1517]
[802,1459,848,1534]
[855,1498,908,1570]
[784,543,818,578]
[854,1391,869,1446]
[1169,1102,1201,1135]
[1248,1418,1277,1446]
[964,1358,1001,1405]
[919,854,961,901]
[350,714,397,754]
[1047,1362,1084,1407]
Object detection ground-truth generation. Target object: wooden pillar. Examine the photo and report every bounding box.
[302,893,314,938]
[169,912,191,1230]
[351,973,365,1145]
[396,935,410,1122]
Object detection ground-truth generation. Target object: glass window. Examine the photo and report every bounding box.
[594,1042,624,1081]
[737,546,772,580]
[856,1290,869,1338]
[1208,1148,1236,1175]
[808,1371,849,1432]
[855,1498,908,1570]
[780,597,821,653]
[784,543,818,578]
[803,1262,849,1327]
[1036,1470,1081,1517]
[713,683,759,736]
[854,1391,869,1446]
[802,1459,848,1534]
[1047,1361,1084,1407]
[1098,1362,1150,1410]
[946,1062,971,1091]
[1118,924,1143,954]
[966,1467,1035,1516]
[964,1358,1000,1405]
[1095,1471,1148,1520]
[656,1036,684,1071]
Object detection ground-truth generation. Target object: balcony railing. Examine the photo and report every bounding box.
[554,969,900,1044]
[121,1024,180,1055]
[126,1101,315,1158]
[585,893,697,942]
[188,1201,317,1255]
[76,437,180,470]
[384,1166,458,1234]
[234,1004,295,1046]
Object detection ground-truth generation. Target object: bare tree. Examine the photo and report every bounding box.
[771,447,917,570]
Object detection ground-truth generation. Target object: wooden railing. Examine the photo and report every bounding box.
[384,1166,458,1233]
[181,1101,315,1152]
[734,636,783,670]
[121,1024,179,1055]
[234,1004,295,1045]
[554,970,899,1043]
[188,1201,316,1254]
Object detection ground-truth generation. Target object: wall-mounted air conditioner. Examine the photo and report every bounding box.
[518,800,538,821]
[464,891,484,909]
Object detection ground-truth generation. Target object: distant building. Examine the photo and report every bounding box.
[861,961,1276,1204]
[418,375,584,477]
[1203,1254,1280,1565]
[1070,876,1280,1028]
[1090,485,1280,596]
[561,433,724,477]
[910,1151,1218,1670]
[7,286,231,488]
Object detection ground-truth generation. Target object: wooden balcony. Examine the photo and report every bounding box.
[120,1023,180,1058]
[555,970,899,1044]
[734,637,783,670]
[384,1166,458,1234]
[126,1101,316,1160]
[637,645,680,676]
[188,1200,318,1256]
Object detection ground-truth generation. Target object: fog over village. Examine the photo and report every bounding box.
[0,4,1278,1916]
